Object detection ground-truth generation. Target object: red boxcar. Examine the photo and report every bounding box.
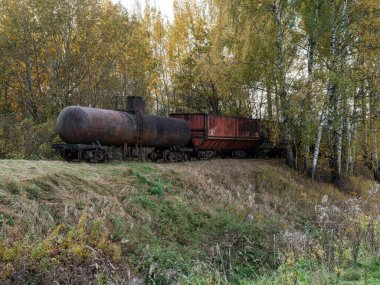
[170,113,261,151]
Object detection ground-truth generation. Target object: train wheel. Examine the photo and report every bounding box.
[163,150,173,162]
[63,150,75,162]
[162,150,172,162]
[113,151,123,161]
[197,150,214,160]
[96,150,108,162]
[147,151,159,162]
[232,150,247,159]
[80,150,92,162]
[176,152,185,162]
[239,151,247,159]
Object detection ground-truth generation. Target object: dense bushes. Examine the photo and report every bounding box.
[0,117,58,159]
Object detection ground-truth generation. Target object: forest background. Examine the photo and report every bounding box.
[0,0,379,184]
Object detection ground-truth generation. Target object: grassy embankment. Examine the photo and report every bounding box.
[0,159,379,284]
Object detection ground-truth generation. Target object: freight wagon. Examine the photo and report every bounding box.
[169,114,262,159]
[52,96,270,162]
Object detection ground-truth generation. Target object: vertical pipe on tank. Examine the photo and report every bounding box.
[127,96,145,114]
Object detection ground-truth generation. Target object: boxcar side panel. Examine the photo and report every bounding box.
[207,115,236,137]
[236,118,261,138]
[170,113,262,150]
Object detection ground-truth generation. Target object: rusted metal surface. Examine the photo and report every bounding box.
[170,113,261,150]
[56,106,191,148]
[142,115,191,147]
[127,96,145,114]
[56,106,136,145]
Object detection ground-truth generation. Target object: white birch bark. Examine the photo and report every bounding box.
[273,0,295,168]
[336,111,343,177]
[304,1,320,171]
[311,112,324,180]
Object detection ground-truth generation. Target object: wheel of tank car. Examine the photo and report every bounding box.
[163,150,173,162]
[148,151,158,162]
[163,150,170,162]
[63,150,74,162]
[176,152,185,162]
[97,150,107,163]
[222,152,231,159]
[79,150,86,162]
[79,150,92,162]
[113,151,123,161]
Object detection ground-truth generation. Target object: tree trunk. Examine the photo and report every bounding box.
[304,1,320,172]
[369,90,380,181]
[345,119,352,174]
[266,83,273,121]
[24,37,37,120]
[311,112,324,180]
[326,18,341,185]
[273,0,295,168]
[336,113,343,178]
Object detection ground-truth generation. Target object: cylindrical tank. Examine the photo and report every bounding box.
[56,106,191,147]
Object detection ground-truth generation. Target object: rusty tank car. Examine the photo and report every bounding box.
[52,96,192,162]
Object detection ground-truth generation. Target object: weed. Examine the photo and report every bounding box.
[0,263,15,279]
[89,219,103,244]
[5,180,20,195]
[110,215,128,241]
[2,244,22,262]
[133,195,156,209]
[31,242,48,261]
[150,181,164,196]
[26,184,41,199]
[341,268,361,281]
[49,176,60,186]
[136,172,150,185]
[32,179,53,192]
[96,272,105,285]
[134,164,155,174]
[69,244,90,261]
[0,214,15,227]
[75,200,84,210]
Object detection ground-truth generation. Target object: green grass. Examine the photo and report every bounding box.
[0,159,379,284]
[249,258,380,285]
